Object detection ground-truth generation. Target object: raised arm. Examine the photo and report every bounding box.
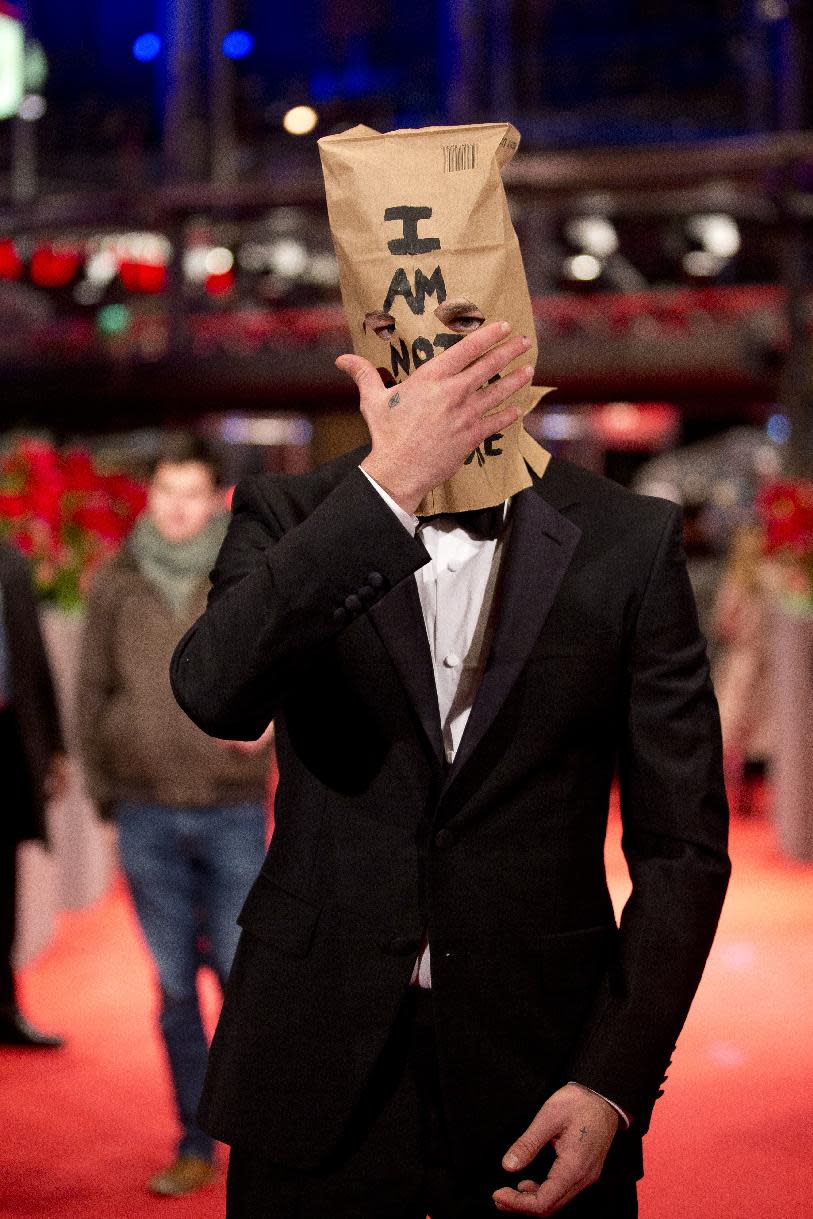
[171,319,534,741]
[169,466,428,741]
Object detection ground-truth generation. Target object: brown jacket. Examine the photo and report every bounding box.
[77,545,270,816]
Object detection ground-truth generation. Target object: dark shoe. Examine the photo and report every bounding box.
[148,1155,218,1197]
[0,1009,64,1048]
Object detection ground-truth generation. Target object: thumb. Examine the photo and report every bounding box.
[335,353,384,398]
[503,1103,563,1172]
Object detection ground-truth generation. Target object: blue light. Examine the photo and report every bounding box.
[767,413,791,444]
[222,29,254,60]
[132,32,161,63]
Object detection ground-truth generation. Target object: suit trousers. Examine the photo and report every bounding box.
[225,989,638,1219]
[0,708,36,1009]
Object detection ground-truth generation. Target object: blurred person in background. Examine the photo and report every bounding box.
[76,433,271,1198]
[0,541,67,1049]
[712,523,774,816]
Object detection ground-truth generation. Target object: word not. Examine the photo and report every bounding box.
[389,331,463,378]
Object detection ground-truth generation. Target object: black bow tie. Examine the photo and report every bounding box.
[418,504,505,540]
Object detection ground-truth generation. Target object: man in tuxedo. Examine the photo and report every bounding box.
[171,314,730,1217]
[0,542,67,1049]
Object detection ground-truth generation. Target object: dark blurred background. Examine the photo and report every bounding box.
[1,0,813,480]
[3,14,813,1217]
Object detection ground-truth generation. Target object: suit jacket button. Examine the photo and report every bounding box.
[384,936,421,956]
[434,828,454,850]
[367,571,385,589]
[333,607,348,624]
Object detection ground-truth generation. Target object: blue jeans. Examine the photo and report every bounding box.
[116,800,266,1162]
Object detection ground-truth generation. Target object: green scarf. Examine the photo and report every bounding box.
[129,512,229,617]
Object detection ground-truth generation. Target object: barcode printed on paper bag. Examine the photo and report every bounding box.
[443,143,477,173]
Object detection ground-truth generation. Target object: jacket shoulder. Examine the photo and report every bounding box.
[544,455,679,532]
[233,444,370,527]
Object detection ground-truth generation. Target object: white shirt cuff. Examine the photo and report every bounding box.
[568,1082,631,1129]
[359,467,419,536]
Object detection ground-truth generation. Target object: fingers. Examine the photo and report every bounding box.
[474,364,534,422]
[433,320,514,376]
[493,1180,581,1215]
[494,1155,589,1215]
[335,354,385,397]
[458,334,532,396]
[502,1106,561,1173]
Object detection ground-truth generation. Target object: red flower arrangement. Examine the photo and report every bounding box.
[0,438,147,608]
[756,479,813,609]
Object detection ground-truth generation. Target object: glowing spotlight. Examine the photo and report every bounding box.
[567,253,601,282]
[222,30,254,59]
[133,33,161,62]
[18,93,46,121]
[205,247,234,275]
[682,250,722,277]
[269,239,308,278]
[687,213,741,259]
[283,105,318,136]
[566,216,618,258]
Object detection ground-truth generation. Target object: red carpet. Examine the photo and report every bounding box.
[2,800,812,1218]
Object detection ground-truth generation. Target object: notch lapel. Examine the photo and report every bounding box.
[441,481,582,792]
[368,575,444,766]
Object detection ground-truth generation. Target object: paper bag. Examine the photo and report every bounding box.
[318,121,552,514]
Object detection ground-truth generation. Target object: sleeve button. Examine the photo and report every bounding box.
[367,571,385,588]
[434,828,454,850]
[344,594,362,613]
[358,585,375,601]
[333,607,348,624]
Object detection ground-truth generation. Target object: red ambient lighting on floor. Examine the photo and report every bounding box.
[2,794,812,1218]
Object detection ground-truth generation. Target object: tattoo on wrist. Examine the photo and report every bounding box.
[387,391,401,409]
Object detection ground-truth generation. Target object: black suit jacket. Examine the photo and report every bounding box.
[0,543,64,843]
[171,448,730,1182]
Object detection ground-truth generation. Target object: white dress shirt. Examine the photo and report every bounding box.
[359,468,630,1127]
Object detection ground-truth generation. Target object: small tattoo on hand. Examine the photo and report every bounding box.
[579,1127,588,1141]
[387,392,401,409]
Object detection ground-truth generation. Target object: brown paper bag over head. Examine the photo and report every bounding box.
[318,121,553,514]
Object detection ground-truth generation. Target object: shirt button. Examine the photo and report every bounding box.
[443,652,461,668]
[446,557,460,573]
[434,828,454,850]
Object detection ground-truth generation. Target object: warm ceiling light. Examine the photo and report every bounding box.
[205,247,234,275]
[567,253,602,282]
[283,105,318,136]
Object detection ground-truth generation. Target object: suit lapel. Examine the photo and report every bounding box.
[368,575,444,766]
[441,477,582,792]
